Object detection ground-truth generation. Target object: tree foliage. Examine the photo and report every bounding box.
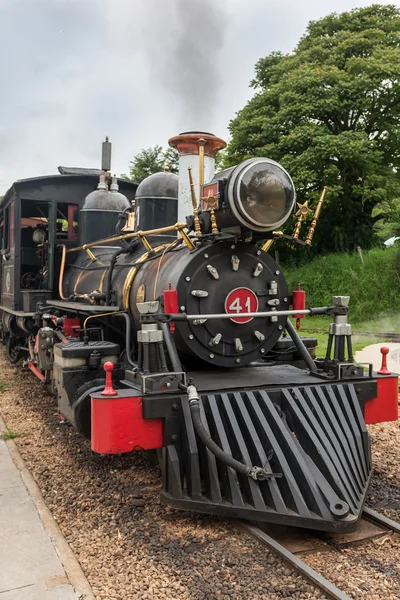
[123,145,225,184]
[122,145,179,183]
[225,4,400,253]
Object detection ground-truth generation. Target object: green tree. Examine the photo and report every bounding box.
[225,4,400,253]
[122,145,179,183]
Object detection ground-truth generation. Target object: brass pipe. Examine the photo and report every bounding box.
[188,167,202,236]
[210,209,218,233]
[99,268,108,293]
[305,186,327,246]
[198,138,205,201]
[123,267,137,309]
[83,311,125,330]
[293,201,311,239]
[73,270,86,294]
[293,213,304,239]
[85,248,97,261]
[261,239,275,253]
[178,228,195,250]
[66,222,187,253]
[153,241,177,300]
[139,235,153,252]
[58,244,68,300]
[122,243,170,309]
[261,232,284,253]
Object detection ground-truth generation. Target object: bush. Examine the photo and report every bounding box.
[284,246,400,322]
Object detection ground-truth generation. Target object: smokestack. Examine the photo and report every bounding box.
[168,131,226,224]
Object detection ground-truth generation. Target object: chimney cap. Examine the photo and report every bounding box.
[179,130,215,136]
[168,131,226,158]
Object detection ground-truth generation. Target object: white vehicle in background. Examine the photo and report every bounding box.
[384,236,400,247]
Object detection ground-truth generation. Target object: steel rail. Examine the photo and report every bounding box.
[240,522,351,600]
[362,507,400,534]
[241,510,400,600]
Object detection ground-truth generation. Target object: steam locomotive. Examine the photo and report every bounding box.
[0,132,397,532]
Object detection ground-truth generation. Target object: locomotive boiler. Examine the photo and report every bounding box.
[0,132,398,533]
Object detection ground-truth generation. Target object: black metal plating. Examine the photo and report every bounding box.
[131,241,289,368]
[156,381,373,531]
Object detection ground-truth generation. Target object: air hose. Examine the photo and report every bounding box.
[187,385,282,482]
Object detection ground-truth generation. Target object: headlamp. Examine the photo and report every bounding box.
[202,158,296,233]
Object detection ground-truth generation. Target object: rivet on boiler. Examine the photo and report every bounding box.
[207,265,219,279]
[193,319,208,325]
[234,338,243,352]
[231,255,240,271]
[253,263,263,277]
[209,333,222,346]
[191,290,209,297]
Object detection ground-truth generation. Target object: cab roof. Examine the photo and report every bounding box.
[1,173,138,210]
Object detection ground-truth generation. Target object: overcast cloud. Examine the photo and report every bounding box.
[0,0,398,192]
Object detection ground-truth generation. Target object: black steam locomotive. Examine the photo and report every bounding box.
[0,133,397,532]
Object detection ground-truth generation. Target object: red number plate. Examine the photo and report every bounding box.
[225,287,259,324]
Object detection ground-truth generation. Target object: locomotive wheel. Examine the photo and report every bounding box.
[73,378,120,440]
[6,335,23,364]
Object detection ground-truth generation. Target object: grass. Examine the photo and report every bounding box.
[0,430,19,441]
[284,245,400,357]
[0,382,7,393]
[285,245,400,322]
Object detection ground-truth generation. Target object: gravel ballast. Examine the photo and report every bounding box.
[0,353,398,600]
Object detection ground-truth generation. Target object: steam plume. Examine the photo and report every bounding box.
[139,0,228,130]
[168,0,227,127]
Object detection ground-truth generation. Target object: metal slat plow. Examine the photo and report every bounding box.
[160,383,372,532]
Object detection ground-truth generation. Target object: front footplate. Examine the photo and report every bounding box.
[160,383,372,532]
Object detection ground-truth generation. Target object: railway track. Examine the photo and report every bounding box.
[240,508,400,600]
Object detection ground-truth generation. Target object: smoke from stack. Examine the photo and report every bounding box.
[167,0,227,127]
[136,0,228,130]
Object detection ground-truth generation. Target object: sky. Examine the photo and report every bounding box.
[0,0,398,193]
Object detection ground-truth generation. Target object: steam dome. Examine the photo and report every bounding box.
[83,188,130,211]
[135,171,179,200]
[80,174,131,244]
[135,171,179,231]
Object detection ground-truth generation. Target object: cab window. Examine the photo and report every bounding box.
[56,203,79,241]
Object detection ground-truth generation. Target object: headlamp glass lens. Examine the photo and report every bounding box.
[237,161,294,229]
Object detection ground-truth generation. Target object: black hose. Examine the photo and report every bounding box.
[115,207,132,234]
[105,248,125,306]
[160,321,182,373]
[118,312,136,369]
[187,386,282,482]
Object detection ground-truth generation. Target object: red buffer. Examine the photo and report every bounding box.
[292,283,306,331]
[91,363,163,454]
[364,376,398,424]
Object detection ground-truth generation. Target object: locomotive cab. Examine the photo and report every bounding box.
[0,173,137,359]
